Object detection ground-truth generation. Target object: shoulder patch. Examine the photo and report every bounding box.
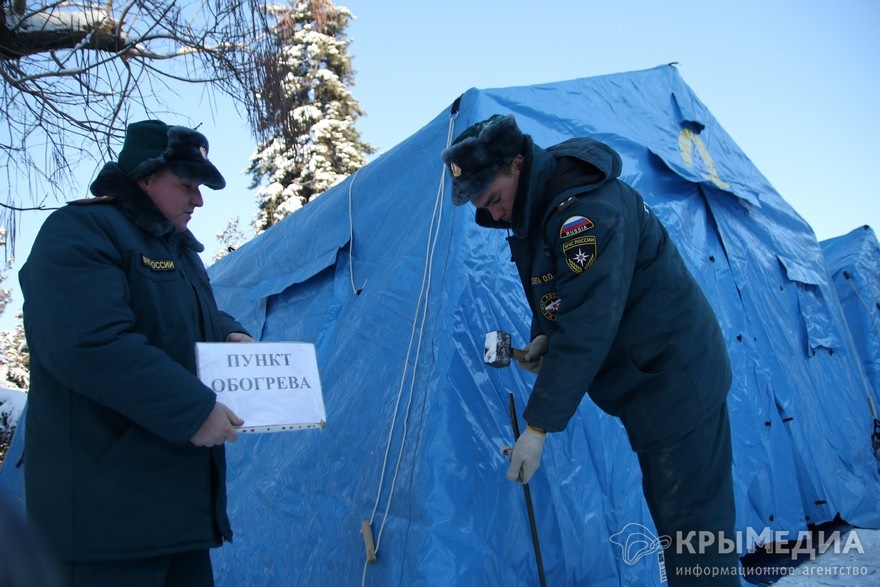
[68,195,116,206]
[559,215,595,239]
[540,292,561,321]
[563,236,597,274]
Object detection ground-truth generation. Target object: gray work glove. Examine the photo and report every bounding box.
[500,425,546,483]
[517,334,548,374]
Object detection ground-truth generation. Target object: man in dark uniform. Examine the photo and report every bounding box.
[441,114,740,585]
[20,120,254,587]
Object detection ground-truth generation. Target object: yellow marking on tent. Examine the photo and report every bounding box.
[678,128,730,189]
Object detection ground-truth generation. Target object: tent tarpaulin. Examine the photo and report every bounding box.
[2,65,878,586]
[821,225,880,417]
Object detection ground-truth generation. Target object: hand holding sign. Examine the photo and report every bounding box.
[190,403,245,446]
[195,341,326,433]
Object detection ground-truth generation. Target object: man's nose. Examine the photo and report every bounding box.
[192,189,204,208]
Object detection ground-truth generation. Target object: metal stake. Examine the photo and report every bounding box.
[508,393,547,587]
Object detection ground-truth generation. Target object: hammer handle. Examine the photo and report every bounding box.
[511,348,528,362]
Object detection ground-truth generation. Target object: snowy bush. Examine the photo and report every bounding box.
[0,388,26,465]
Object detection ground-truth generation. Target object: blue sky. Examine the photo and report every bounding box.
[195,0,879,247]
[3,0,878,328]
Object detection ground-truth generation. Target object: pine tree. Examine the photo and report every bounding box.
[0,311,29,391]
[245,0,374,232]
[0,227,26,391]
[0,228,26,465]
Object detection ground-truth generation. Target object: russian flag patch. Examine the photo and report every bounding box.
[560,215,595,238]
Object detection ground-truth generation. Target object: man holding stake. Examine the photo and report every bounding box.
[442,114,739,585]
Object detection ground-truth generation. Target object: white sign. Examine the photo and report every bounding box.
[195,341,326,433]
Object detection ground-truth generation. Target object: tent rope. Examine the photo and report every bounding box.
[361,112,459,585]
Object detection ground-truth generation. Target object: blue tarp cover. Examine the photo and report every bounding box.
[821,226,880,409]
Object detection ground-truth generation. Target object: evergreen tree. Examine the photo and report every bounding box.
[0,227,26,465]
[0,311,28,391]
[245,0,374,232]
[0,228,26,391]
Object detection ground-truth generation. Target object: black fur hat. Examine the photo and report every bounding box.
[116,120,226,190]
[441,114,526,205]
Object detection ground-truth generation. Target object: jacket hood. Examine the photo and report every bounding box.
[545,137,622,184]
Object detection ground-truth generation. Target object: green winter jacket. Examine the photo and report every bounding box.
[19,163,248,561]
[478,137,731,452]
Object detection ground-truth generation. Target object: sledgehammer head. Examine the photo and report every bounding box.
[484,330,514,368]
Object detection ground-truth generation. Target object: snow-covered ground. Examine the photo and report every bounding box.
[746,527,880,586]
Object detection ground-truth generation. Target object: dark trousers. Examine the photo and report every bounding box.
[638,401,740,586]
[60,549,213,587]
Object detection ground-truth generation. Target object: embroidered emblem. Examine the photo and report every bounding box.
[199,146,209,159]
[559,215,595,238]
[450,162,462,177]
[563,236,597,274]
[141,255,176,271]
[540,292,561,321]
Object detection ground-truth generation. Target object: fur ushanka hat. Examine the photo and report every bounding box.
[116,120,226,190]
[441,114,527,206]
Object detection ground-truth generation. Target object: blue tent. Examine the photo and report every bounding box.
[2,65,878,585]
[821,226,880,420]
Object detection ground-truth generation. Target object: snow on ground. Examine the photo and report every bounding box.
[749,527,880,586]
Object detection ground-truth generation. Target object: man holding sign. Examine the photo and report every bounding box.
[20,120,253,587]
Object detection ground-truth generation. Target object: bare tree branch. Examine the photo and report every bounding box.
[0,0,290,253]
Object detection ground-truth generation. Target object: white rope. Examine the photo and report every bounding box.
[348,168,368,294]
[361,113,459,586]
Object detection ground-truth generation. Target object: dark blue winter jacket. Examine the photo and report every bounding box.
[478,137,731,451]
[19,163,249,561]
